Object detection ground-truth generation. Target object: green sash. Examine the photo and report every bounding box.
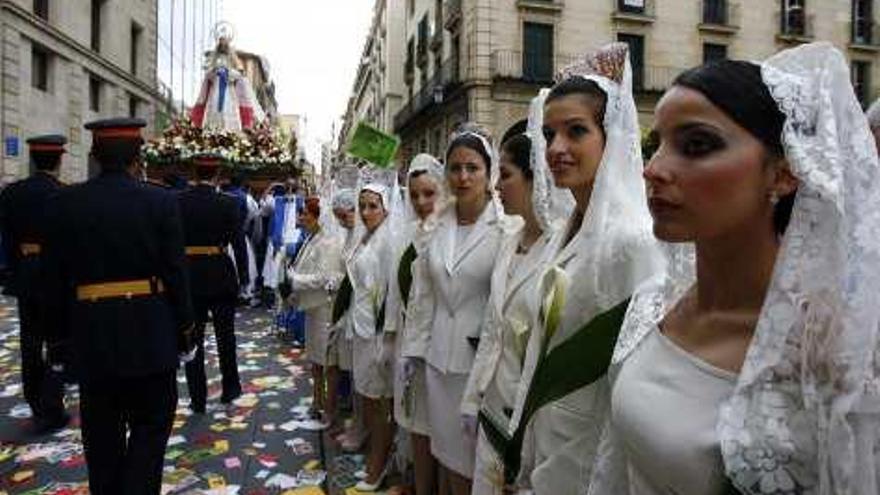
[397,244,418,309]
[477,297,631,484]
[331,275,353,325]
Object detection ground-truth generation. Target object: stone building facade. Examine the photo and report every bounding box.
[386,0,880,165]
[338,0,407,167]
[0,0,164,183]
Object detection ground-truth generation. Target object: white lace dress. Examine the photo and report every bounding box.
[611,327,735,495]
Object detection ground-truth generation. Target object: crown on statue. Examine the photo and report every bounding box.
[212,21,236,44]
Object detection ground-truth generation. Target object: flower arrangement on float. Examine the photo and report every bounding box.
[143,117,296,172]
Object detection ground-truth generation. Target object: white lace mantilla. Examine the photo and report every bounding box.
[717,43,880,495]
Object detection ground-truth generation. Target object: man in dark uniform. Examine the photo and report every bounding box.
[42,118,194,495]
[0,134,69,432]
[178,153,242,412]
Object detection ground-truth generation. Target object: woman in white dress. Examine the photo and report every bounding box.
[508,43,664,495]
[403,125,508,495]
[385,154,447,495]
[348,183,396,492]
[587,42,880,495]
[287,196,344,427]
[463,116,570,495]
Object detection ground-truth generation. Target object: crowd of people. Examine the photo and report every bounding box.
[2,39,880,495]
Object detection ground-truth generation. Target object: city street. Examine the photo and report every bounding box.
[0,297,373,495]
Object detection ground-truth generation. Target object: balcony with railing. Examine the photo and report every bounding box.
[444,0,462,31]
[851,19,880,51]
[491,50,579,84]
[777,8,814,42]
[635,65,682,92]
[612,0,656,24]
[394,57,461,131]
[698,0,740,34]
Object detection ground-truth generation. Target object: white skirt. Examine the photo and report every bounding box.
[305,306,330,367]
[393,357,430,436]
[352,334,392,399]
[328,334,353,371]
[472,426,505,495]
[426,364,476,477]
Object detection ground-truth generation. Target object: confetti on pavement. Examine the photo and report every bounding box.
[0,297,393,494]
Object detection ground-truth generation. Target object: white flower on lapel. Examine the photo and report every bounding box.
[541,266,569,344]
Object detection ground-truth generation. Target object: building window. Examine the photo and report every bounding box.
[619,0,646,14]
[703,0,728,24]
[418,15,429,66]
[618,33,645,90]
[852,60,871,108]
[853,0,874,44]
[130,22,142,76]
[128,95,139,118]
[432,127,443,157]
[523,22,554,83]
[33,0,49,20]
[31,45,50,92]
[781,0,806,36]
[408,0,415,18]
[89,75,102,112]
[703,43,728,63]
[91,0,104,51]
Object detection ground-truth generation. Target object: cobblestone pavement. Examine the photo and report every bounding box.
[0,296,394,495]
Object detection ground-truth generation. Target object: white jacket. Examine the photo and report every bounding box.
[347,221,394,340]
[402,203,506,375]
[461,221,558,418]
[511,225,663,495]
[288,228,344,312]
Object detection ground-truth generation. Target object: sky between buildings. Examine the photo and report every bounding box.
[224,0,374,167]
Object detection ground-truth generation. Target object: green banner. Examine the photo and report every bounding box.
[346,121,400,168]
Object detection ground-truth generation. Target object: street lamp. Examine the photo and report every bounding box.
[433,85,444,104]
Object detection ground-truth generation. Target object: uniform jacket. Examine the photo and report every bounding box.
[43,170,194,381]
[177,184,240,299]
[0,172,62,299]
[288,227,344,312]
[402,203,505,375]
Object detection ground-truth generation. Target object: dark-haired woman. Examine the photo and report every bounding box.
[286,197,344,428]
[509,43,663,494]
[587,42,880,495]
[402,125,508,495]
[348,183,396,492]
[463,115,568,495]
[386,154,447,495]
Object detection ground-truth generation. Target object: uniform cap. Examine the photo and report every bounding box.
[26,134,67,153]
[84,117,146,140]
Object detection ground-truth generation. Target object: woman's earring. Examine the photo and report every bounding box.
[769,190,780,206]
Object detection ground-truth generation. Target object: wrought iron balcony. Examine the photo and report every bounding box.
[490,50,579,84]
[394,58,461,132]
[444,0,462,31]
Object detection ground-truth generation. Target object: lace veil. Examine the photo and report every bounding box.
[526,88,575,231]
[545,42,662,347]
[716,42,880,495]
[597,42,880,495]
